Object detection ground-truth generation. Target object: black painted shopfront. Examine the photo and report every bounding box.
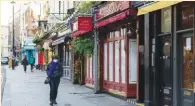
[135,1,195,106]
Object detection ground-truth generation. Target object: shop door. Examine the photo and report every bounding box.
[180,33,194,106]
[63,48,72,80]
[159,35,173,106]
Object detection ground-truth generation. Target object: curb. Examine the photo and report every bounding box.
[136,103,144,106]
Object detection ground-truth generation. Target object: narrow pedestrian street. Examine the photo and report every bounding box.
[2,65,134,106]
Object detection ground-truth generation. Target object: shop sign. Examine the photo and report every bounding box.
[72,17,92,32]
[96,1,130,20]
[77,17,92,31]
[72,16,92,37]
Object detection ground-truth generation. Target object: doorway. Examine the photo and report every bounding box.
[159,35,173,106]
[179,32,194,106]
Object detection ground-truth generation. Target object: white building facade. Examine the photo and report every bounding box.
[1,26,9,57]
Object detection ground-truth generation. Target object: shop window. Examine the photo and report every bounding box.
[161,7,172,33]
[129,39,137,83]
[104,43,108,80]
[115,40,120,82]
[109,42,113,81]
[121,28,124,36]
[120,27,126,36]
[89,57,93,78]
[121,40,126,83]
[86,57,89,78]
[180,2,194,30]
[115,29,120,37]
[110,32,114,39]
[182,37,193,89]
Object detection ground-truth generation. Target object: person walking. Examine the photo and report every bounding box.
[46,55,63,106]
[29,55,35,72]
[22,56,28,73]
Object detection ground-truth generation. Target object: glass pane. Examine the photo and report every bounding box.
[121,40,126,83]
[104,43,107,80]
[182,37,193,89]
[115,30,120,37]
[90,57,92,78]
[129,40,137,83]
[121,28,124,36]
[115,41,119,82]
[161,7,172,33]
[124,28,127,36]
[109,42,113,81]
[86,57,89,78]
[181,3,194,29]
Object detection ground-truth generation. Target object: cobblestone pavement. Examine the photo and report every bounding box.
[2,65,135,106]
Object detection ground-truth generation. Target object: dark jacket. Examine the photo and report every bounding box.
[22,58,28,65]
[47,61,62,78]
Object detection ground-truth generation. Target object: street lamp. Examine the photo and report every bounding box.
[11,1,15,70]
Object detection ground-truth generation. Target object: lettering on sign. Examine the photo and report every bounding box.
[96,1,130,20]
[77,17,92,31]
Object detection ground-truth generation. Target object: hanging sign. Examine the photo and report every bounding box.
[78,17,92,31]
[72,16,92,37]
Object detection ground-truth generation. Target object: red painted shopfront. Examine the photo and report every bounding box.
[95,1,138,97]
[71,16,94,87]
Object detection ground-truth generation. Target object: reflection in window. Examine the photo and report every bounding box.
[181,3,194,29]
[161,7,172,33]
[182,37,193,89]
[163,42,171,56]
[106,27,128,39]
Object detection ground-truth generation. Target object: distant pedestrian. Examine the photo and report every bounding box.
[46,55,63,106]
[29,55,35,72]
[22,56,28,73]
[15,56,18,66]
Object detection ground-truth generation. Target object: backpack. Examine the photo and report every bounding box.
[51,63,63,78]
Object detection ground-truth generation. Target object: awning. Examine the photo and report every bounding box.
[52,36,65,46]
[95,9,137,28]
[72,30,91,38]
[137,1,182,16]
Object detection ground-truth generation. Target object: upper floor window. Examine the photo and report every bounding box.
[177,2,194,30]
[161,7,172,33]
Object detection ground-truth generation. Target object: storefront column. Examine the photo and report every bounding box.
[172,5,179,106]
[144,13,153,106]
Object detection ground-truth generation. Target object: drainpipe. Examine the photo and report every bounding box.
[93,7,99,93]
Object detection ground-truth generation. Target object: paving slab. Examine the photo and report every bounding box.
[2,65,135,106]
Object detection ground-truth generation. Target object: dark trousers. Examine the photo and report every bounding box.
[49,77,60,101]
[23,65,27,72]
[30,64,34,71]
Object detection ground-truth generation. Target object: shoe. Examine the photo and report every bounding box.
[50,102,53,106]
[53,100,57,104]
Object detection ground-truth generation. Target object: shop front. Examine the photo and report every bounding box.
[59,28,72,80]
[94,1,138,97]
[71,16,93,86]
[134,1,195,106]
[52,36,65,65]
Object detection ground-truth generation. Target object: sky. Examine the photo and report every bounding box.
[1,1,12,26]
[1,1,22,26]
[0,1,41,26]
